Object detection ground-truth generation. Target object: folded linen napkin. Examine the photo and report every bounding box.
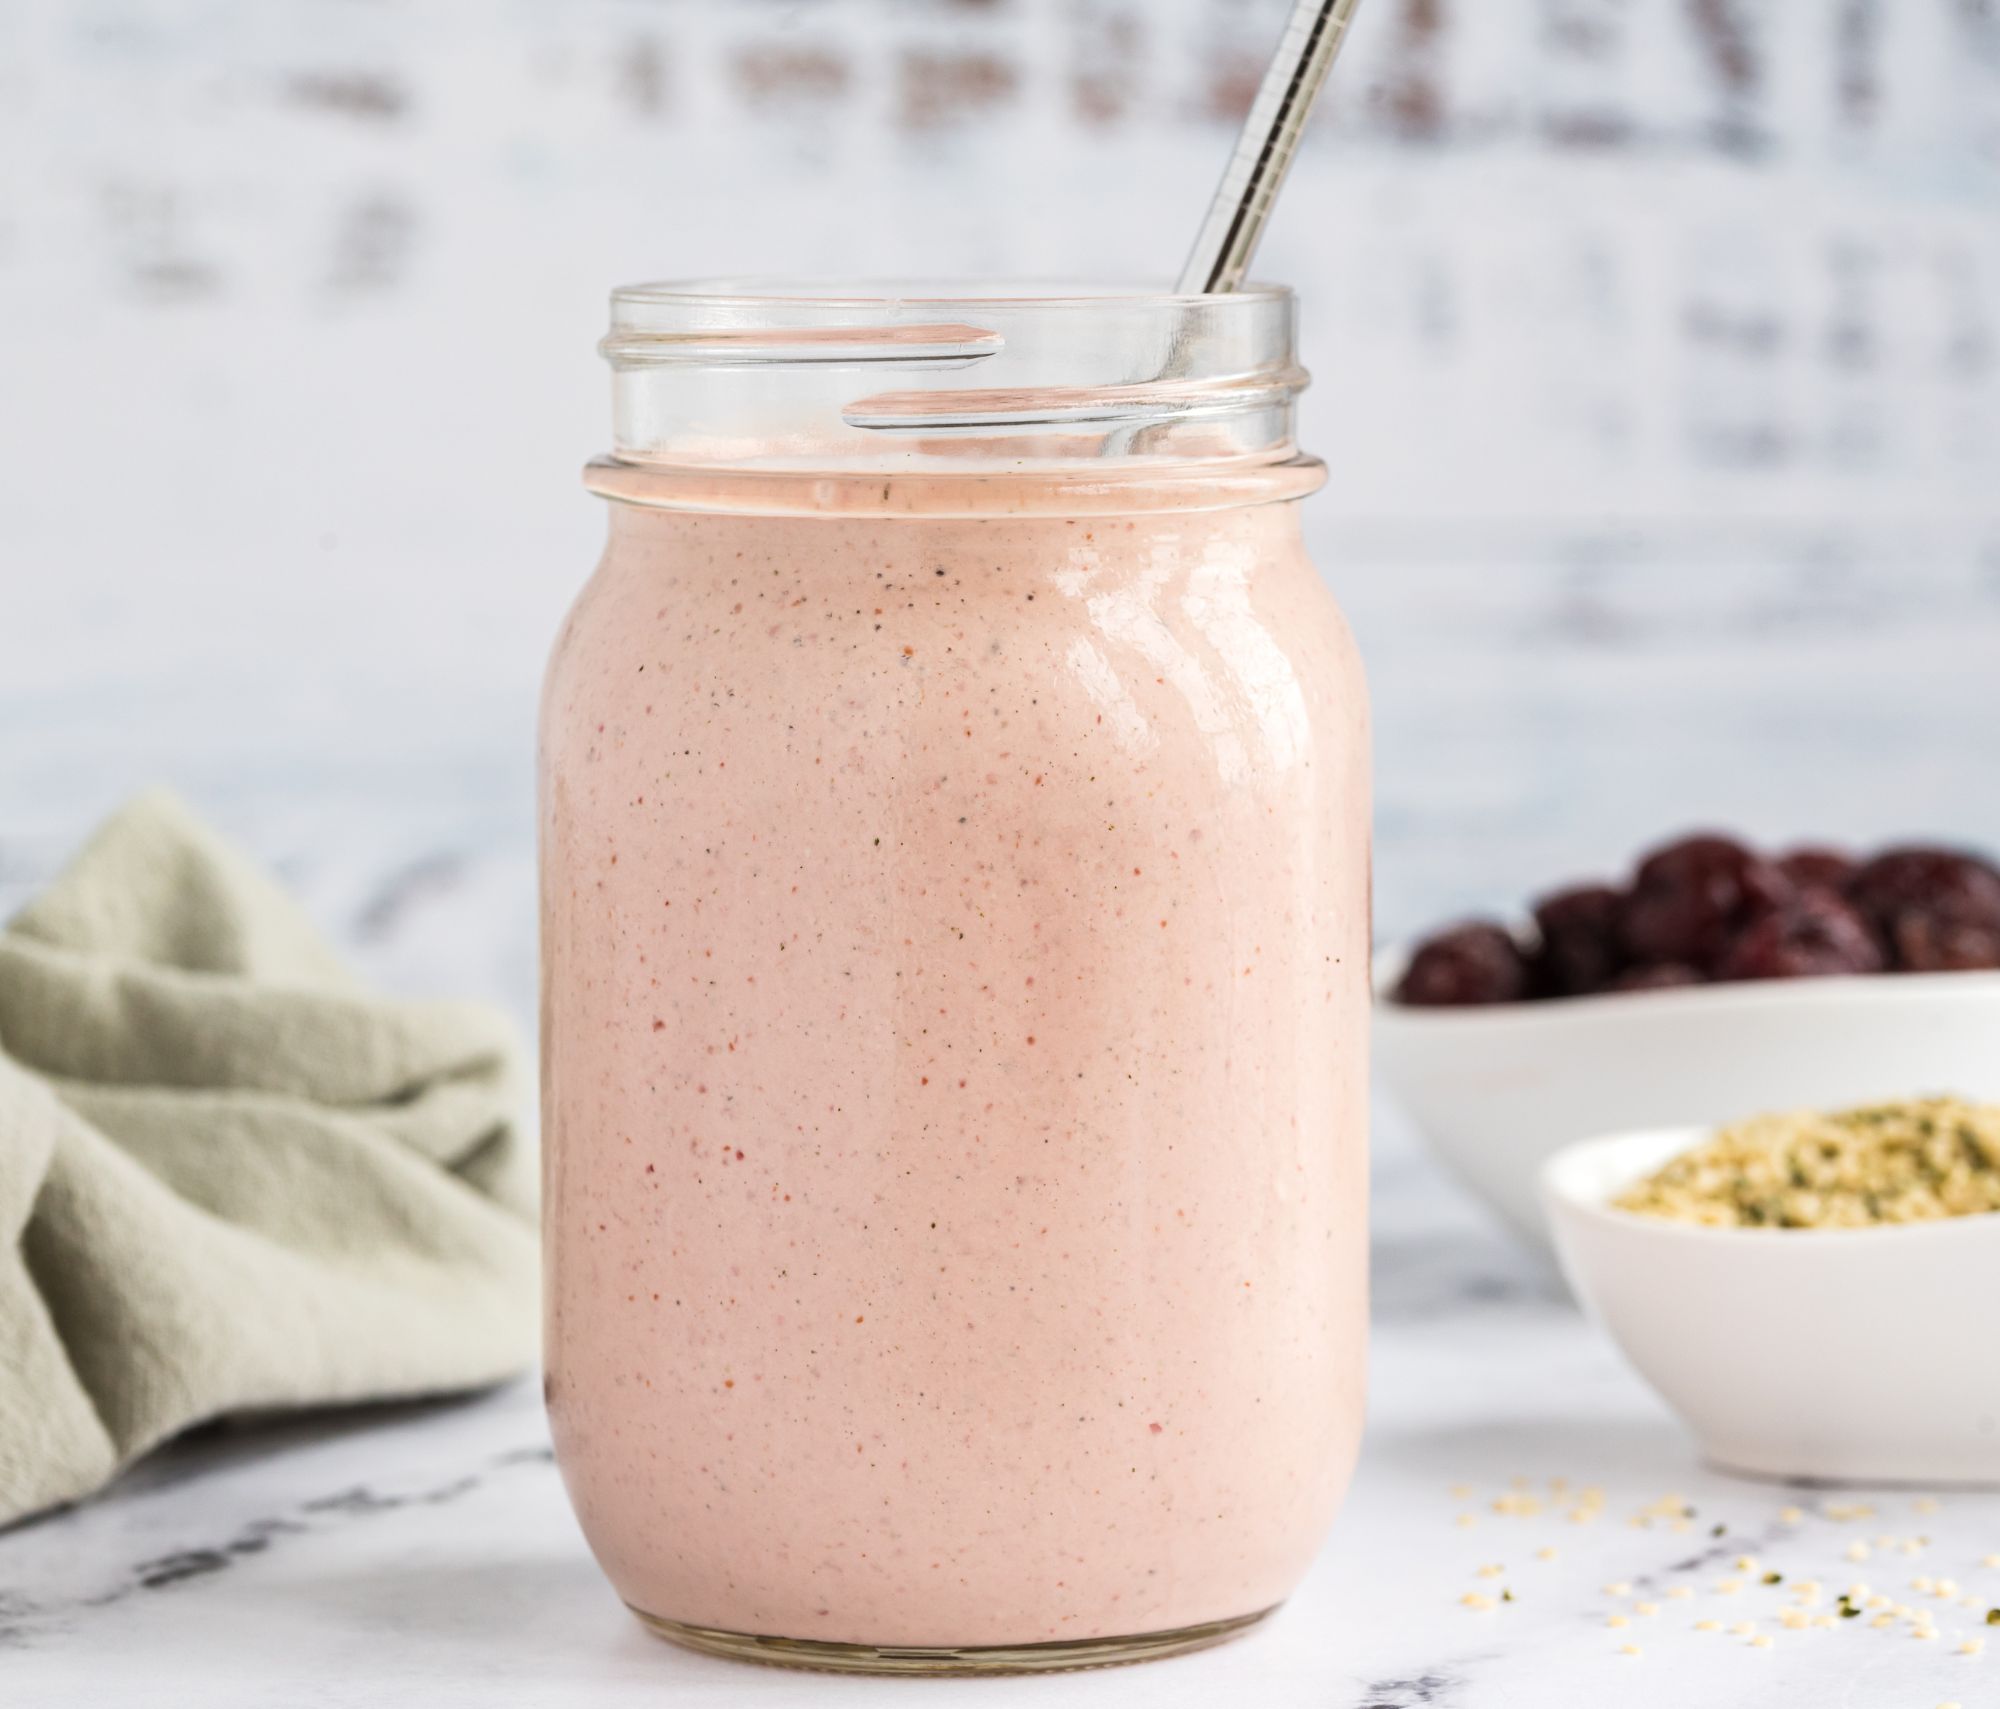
[0,792,537,1527]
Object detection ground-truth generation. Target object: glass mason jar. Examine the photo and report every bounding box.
[540,283,1369,1674]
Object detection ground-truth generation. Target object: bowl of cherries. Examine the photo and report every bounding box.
[1374,834,2000,1256]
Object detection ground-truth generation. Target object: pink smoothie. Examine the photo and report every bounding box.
[540,471,1369,1649]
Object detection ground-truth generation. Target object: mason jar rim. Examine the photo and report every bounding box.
[609,278,1295,310]
[598,276,1308,485]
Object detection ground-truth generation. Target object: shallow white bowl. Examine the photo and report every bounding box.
[1373,951,2000,1257]
[1544,1126,2000,1486]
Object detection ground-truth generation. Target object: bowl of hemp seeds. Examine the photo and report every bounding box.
[1543,1098,2000,1486]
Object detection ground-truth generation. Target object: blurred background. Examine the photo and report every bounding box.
[3,0,1996,1031]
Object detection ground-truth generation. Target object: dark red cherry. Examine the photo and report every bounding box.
[1606,963,1705,992]
[1530,884,1626,997]
[1848,847,2000,925]
[1715,893,1886,982]
[1617,834,1791,972]
[1776,847,1857,896]
[1847,848,2000,974]
[1888,913,2000,973]
[1394,923,1532,1007]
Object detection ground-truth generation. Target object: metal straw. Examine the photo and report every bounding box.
[1176,0,1365,295]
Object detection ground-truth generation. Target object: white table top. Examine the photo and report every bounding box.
[8,1112,1998,1709]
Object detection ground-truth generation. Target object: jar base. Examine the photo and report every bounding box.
[629,1603,1278,1675]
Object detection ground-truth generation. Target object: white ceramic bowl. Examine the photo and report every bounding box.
[1544,1126,2000,1485]
[1373,952,2000,1257]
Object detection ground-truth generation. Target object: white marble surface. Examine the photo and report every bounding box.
[9,1110,1999,1709]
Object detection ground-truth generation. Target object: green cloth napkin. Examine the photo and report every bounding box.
[0,792,538,1527]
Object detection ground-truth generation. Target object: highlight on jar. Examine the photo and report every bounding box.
[11,2,2000,1706]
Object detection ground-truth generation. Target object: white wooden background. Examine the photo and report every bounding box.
[2,0,1997,1025]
